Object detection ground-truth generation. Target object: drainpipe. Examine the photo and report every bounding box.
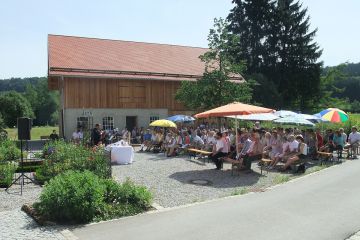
[60,76,65,139]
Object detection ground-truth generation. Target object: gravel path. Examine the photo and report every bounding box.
[112,152,286,208]
[0,209,66,240]
[0,175,42,212]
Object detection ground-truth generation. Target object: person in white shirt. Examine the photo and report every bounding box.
[192,134,204,149]
[72,128,83,144]
[205,131,216,152]
[281,135,308,171]
[345,126,360,158]
[210,132,228,170]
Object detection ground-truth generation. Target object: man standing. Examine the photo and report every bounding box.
[210,132,228,170]
[91,123,102,146]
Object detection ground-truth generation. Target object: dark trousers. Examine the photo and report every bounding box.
[211,152,226,169]
[243,154,262,170]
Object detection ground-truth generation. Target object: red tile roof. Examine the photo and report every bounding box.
[48,35,244,82]
[48,35,201,80]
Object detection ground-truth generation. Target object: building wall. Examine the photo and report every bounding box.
[63,77,186,111]
[63,108,169,139]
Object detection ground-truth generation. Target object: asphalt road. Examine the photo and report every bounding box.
[72,159,360,240]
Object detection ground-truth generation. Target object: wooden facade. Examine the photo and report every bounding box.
[62,77,187,113]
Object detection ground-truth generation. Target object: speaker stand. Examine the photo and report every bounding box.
[6,140,37,195]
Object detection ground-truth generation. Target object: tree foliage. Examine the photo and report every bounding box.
[176,18,252,111]
[227,0,322,111]
[0,91,34,127]
[0,77,59,126]
[24,78,59,125]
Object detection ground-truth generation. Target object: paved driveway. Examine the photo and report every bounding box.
[72,159,360,240]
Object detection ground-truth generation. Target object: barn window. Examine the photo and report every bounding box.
[102,117,114,130]
[77,117,93,131]
[149,116,159,123]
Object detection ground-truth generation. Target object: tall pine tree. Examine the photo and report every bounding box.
[228,0,322,111]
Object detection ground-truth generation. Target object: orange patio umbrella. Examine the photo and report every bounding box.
[194,102,274,154]
[194,102,274,118]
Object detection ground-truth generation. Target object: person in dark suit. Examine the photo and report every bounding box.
[91,123,102,146]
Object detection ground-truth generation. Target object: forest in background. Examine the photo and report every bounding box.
[0,77,58,128]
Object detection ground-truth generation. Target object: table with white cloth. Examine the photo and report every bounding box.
[109,145,134,165]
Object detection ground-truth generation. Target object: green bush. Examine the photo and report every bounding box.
[34,171,152,223]
[0,163,16,187]
[34,170,106,223]
[0,139,21,163]
[35,141,110,183]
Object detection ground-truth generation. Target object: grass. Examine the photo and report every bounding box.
[5,126,58,140]
[305,164,330,174]
[231,188,249,196]
[273,175,291,185]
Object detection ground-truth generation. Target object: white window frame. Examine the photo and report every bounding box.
[102,116,114,130]
[149,116,159,123]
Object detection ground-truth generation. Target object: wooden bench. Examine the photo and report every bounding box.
[290,159,308,173]
[131,144,142,148]
[187,148,212,163]
[259,158,273,175]
[317,151,334,164]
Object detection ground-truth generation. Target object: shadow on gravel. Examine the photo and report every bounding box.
[169,169,261,189]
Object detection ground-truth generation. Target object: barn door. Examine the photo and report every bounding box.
[126,116,137,132]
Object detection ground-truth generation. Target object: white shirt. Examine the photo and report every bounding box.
[289,140,299,152]
[72,131,81,140]
[215,139,226,153]
[193,135,204,145]
[349,131,360,144]
[207,136,217,145]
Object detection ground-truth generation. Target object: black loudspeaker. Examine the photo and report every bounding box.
[17,117,32,140]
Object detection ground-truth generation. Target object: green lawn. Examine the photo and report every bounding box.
[5,126,58,140]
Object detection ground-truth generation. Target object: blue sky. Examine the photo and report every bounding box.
[0,0,359,78]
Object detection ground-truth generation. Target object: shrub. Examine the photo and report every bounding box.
[35,141,110,183]
[0,139,21,163]
[34,171,153,223]
[34,170,105,223]
[0,163,16,187]
[100,179,153,220]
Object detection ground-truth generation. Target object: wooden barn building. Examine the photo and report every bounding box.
[47,35,243,139]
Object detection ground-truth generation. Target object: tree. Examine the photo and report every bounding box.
[312,65,350,112]
[176,18,252,111]
[227,0,275,74]
[227,0,322,111]
[0,91,34,127]
[24,78,59,126]
[0,113,5,130]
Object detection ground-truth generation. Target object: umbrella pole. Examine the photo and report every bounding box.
[236,119,238,154]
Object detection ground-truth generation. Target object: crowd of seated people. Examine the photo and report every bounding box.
[102,123,359,171]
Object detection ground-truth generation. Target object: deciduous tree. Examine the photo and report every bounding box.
[176,18,252,111]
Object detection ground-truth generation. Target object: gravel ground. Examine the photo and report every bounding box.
[112,151,289,208]
[1,152,324,210]
[0,209,66,240]
[0,174,42,212]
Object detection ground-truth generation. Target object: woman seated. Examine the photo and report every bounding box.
[262,132,272,159]
[268,135,287,169]
[165,133,177,157]
[223,132,263,173]
[145,130,158,152]
[331,130,345,158]
[280,135,307,171]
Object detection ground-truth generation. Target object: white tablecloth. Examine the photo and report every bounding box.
[110,146,134,165]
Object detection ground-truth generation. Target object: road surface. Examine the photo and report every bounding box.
[72,159,360,240]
